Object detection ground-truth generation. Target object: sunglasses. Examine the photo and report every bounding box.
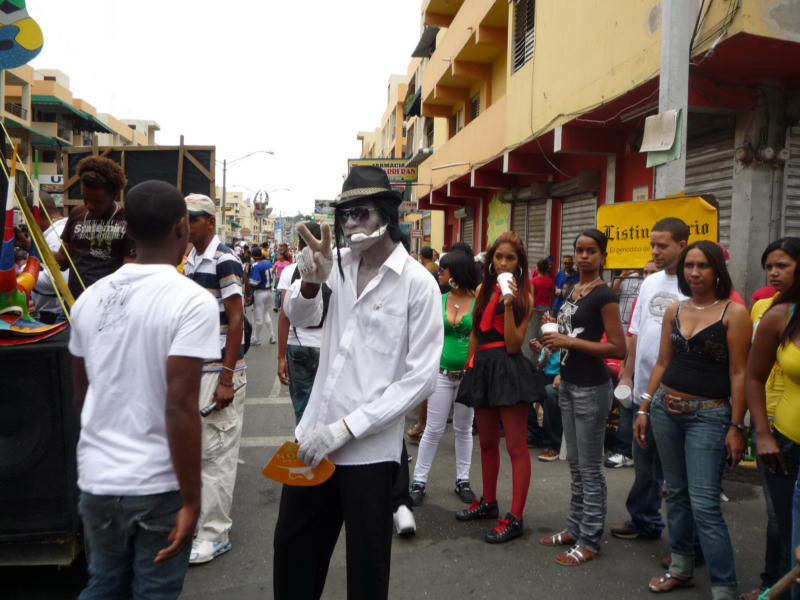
[337,206,375,223]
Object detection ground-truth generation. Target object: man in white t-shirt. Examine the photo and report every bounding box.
[277,221,324,424]
[69,181,219,599]
[610,218,688,540]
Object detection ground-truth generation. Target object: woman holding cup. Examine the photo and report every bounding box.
[538,229,626,566]
[454,231,542,543]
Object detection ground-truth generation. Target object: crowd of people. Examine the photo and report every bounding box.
[12,160,800,600]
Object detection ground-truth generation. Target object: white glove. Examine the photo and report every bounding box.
[296,223,333,284]
[297,419,352,467]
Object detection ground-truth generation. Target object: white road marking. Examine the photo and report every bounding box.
[240,435,292,448]
[245,397,291,405]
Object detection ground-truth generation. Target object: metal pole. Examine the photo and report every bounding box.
[654,0,692,199]
[221,158,227,241]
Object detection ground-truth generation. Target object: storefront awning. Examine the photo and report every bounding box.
[411,26,439,58]
[31,95,114,133]
[3,116,64,147]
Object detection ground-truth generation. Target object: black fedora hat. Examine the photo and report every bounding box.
[334,165,402,206]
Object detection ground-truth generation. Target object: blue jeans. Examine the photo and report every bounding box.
[615,405,633,457]
[650,389,737,597]
[78,491,190,600]
[624,417,665,537]
[286,344,320,424]
[559,379,613,554]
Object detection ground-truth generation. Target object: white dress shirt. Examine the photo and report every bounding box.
[31,217,69,314]
[284,243,443,465]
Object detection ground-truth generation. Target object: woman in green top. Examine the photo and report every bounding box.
[410,247,481,506]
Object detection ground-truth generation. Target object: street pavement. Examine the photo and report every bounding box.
[2,331,770,599]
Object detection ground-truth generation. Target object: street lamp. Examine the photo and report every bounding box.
[219,150,274,241]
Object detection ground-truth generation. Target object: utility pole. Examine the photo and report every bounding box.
[221,158,227,240]
[654,0,692,199]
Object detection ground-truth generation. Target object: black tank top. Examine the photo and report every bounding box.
[662,301,731,398]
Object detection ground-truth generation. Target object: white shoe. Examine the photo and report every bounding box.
[251,338,261,346]
[393,505,416,536]
[604,452,634,468]
[189,539,231,565]
[269,336,276,344]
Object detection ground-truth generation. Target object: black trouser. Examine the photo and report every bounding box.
[391,440,412,511]
[273,461,396,600]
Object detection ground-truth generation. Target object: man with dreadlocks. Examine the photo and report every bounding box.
[16,155,134,300]
[272,166,442,600]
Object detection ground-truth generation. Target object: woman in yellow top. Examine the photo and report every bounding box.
[745,237,800,600]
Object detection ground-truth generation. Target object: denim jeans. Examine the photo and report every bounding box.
[286,344,320,425]
[559,379,613,554]
[756,429,799,595]
[78,491,190,600]
[624,417,665,537]
[541,383,562,450]
[650,389,737,598]
[615,405,633,457]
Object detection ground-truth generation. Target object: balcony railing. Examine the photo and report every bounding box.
[5,102,27,120]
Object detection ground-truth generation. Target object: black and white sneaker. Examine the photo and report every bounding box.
[409,481,426,506]
[454,479,476,503]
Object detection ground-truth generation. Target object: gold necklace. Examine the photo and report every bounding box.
[688,299,721,310]
[573,277,601,299]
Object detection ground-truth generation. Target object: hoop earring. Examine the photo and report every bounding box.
[488,263,496,276]
[515,266,523,279]
[448,278,459,290]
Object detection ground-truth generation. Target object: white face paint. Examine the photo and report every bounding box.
[340,201,388,253]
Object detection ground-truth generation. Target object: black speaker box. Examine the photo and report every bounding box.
[0,330,80,541]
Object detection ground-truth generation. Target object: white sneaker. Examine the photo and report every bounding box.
[189,539,231,565]
[251,338,261,346]
[393,505,416,536]
[269,336,276,344]
[604,452,634,468]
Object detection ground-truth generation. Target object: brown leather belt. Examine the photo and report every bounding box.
[661,387,728,414]
[440,368,466,381]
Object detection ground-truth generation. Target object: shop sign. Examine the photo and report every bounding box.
[410,229,423,238]
[597,195,718,269]
[347,158,417,182]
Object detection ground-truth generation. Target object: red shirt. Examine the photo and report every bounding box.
[751,285,777,304]
[531,274,554,307]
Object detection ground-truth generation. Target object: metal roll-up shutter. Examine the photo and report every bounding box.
[526,200,548,262]
[460,216,474,249]
[782,126,800,238]
[511,202,527,236]
[685,131,734,247]
[559,193,596,260]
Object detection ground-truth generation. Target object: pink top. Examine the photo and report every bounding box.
[274,260,291,279]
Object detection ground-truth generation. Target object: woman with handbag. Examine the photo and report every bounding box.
[454,231,542,544]
[409,247,481,507]
[634,241,750,598]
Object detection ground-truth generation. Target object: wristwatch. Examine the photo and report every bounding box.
[729,422,747,432]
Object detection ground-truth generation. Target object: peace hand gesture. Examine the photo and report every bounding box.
[296,223,333,284]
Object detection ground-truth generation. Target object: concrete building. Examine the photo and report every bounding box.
[359,0,800,298]
[214,187,255,243]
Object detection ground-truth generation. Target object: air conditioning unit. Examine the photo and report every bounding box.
[454,206,474,220]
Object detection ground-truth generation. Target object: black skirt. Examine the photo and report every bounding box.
[455,346,546,409]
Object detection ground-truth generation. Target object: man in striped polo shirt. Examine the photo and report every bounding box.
[182,193,247,565]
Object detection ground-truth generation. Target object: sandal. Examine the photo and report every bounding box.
[556,544,598,566]
[406,424,424,445]
[648,572,695,593]
[539,530,575,546]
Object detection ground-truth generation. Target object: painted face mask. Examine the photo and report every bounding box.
[339,204,388,253]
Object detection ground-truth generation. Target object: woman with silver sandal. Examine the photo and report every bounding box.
[634,241,751,599]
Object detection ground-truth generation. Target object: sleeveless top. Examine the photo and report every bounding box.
[441,294,475,370]
[774,305,800,444]
[662,301,731,398]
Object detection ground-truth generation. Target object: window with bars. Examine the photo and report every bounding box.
[512,0,535,73]
[469,92,480,121]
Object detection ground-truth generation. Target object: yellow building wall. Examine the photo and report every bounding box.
[430,209,444,252]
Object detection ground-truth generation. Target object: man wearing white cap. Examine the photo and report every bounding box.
[182,193,247,565]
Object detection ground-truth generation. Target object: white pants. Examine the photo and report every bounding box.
[413,372,474,484]
[252,289,274,342]
[195,369,247,543]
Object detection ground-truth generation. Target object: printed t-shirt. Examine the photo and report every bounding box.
[278,263,323,348]
[68,263,219,495]
[557,284,618,386]
[628,270,687,404]
[531,274,554,308]
[249,258,274,290]
[61,204,135,299]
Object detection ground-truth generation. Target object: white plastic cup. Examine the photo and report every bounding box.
[540,322,559,334]
[614,384,633,409]
[497,272,514,299]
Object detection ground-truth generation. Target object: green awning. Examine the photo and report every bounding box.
[31,95,113,133]
[2,116,66,147]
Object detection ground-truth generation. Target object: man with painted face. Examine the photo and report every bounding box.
[273,166,442,600]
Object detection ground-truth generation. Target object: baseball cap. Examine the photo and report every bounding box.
[185,193,216,217]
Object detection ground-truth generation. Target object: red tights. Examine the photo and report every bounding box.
[474,403,531,519]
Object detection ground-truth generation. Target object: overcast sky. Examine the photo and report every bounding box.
[27,1,421,216]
